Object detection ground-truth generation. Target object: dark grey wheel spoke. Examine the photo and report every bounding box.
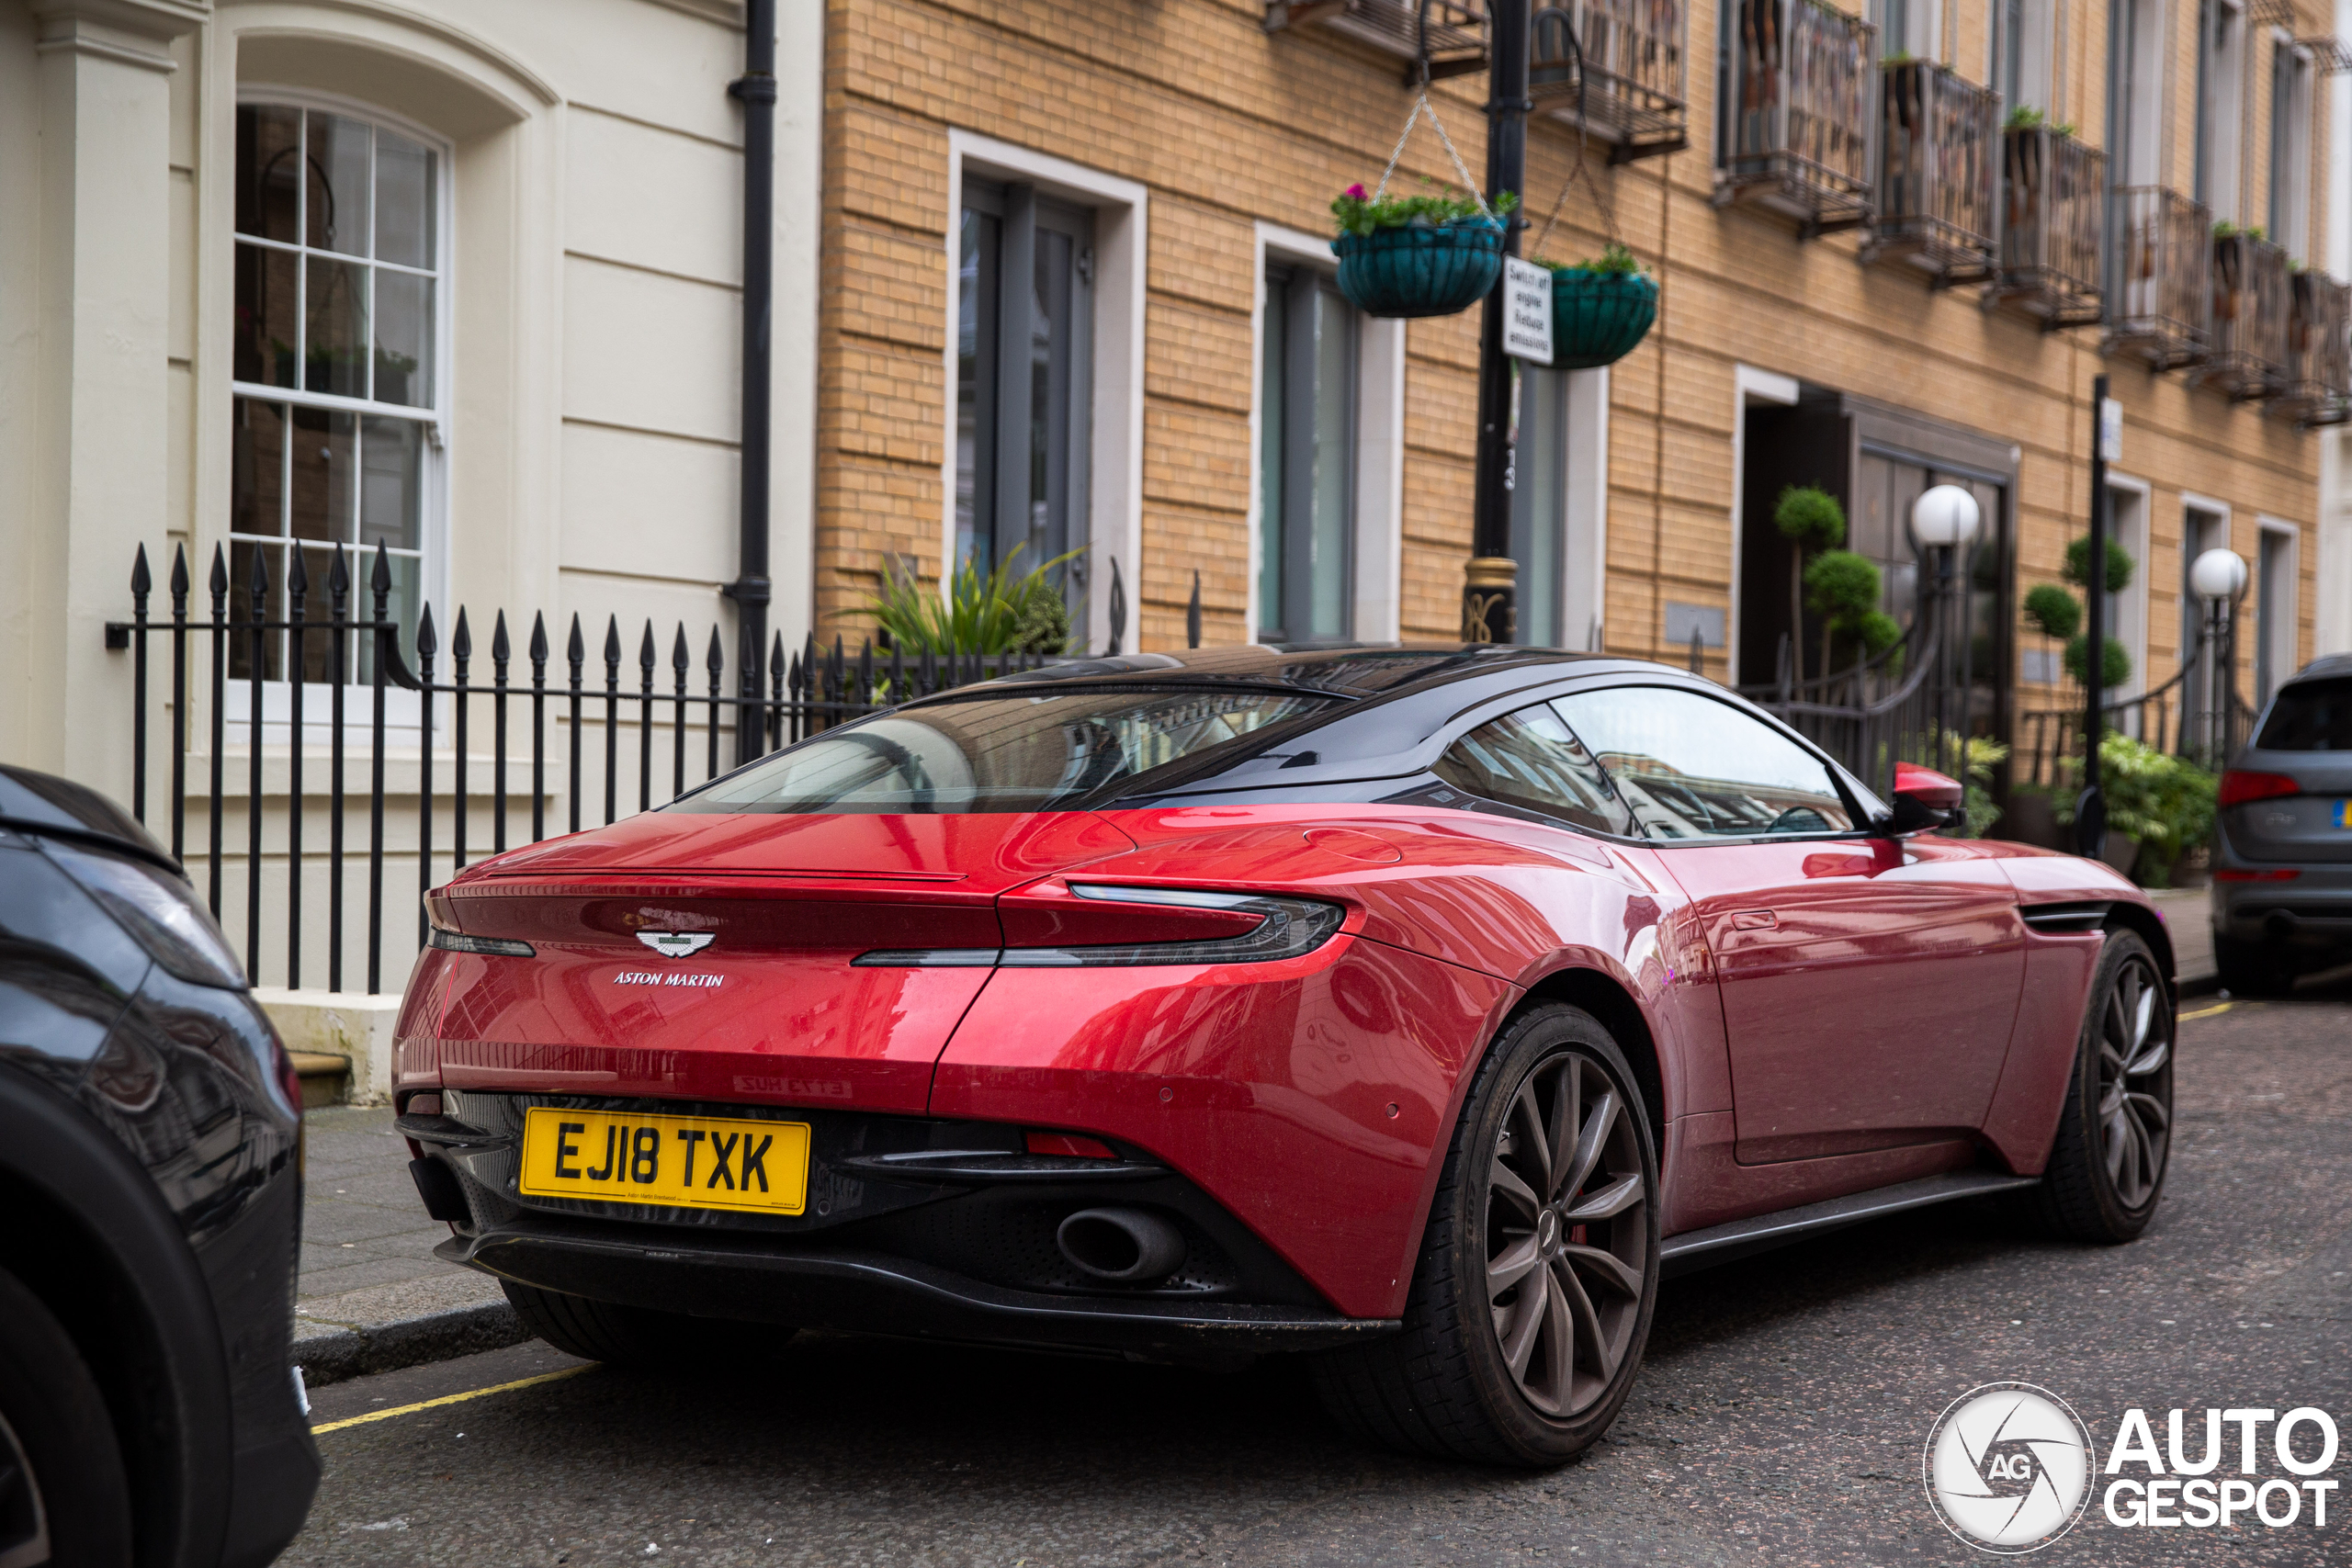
[1488,1235,1543,1299]
[1511,1083,1553,1196]
[1546,1057,1580,1193]
[1490,1158,1544,1221]
[1499,1269,1548,1378]
[2090,953,2172,1212]
[1562,1242,1643,1300]
[1554,1256,1615,1383]
[1565,1172,1643,1223]
[1560,1089,1620,1203]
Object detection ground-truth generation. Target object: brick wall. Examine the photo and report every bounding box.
[818,0,2327,730]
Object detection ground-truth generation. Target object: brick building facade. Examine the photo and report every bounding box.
[815,0,2346,783]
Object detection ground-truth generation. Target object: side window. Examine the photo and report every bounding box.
[1552,687,1856,840]
[1431,704,1634,837]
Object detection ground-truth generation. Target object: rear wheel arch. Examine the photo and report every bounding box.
[0,1065,233,1568]
[1513,968,1665,1152]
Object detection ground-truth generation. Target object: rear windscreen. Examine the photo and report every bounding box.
[668,688,1338,814]
[2256,677,2352,751]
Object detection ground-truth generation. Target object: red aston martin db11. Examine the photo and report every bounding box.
[394,647,2173,1465]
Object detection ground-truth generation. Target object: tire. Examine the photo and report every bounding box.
[2214,933,2296,998]
[0,1264,132,1568]
[1309,1003,1659,1467]
[2034,930,2175,1243]
[501,1280,795,1367]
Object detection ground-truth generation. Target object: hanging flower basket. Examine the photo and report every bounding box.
[1331,218,1507,319]
[1549,267,1657,369]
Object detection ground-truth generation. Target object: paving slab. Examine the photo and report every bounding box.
[295,1105,525,1386]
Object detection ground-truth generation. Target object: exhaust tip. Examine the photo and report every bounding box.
[1057,1207,1186,1283]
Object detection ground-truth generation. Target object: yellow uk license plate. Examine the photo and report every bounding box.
[517,1107,810,1215]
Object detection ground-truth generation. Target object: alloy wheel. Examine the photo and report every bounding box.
[2096,952,2174,1211]
[1483,1050,1649,1418]
[0,1408,49,1568]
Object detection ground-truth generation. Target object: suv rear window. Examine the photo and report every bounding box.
[2256,677,2352,750]
[668,688,1338,814]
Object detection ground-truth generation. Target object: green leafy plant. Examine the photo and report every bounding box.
[1543,242,1645,277]
[2063,632,2132,689]
[2004,105,2046,131]
[1804,548,1883,679]
[2214,220,2268,243]
[2064,536,2133,594]
[848,544,1081,656]
[1330,180,1519,238]
[1883,49,1916,63]
[2053,735,2219,886]
[1927,728,2010,839]
[1771,484,1846,682]
[2023,582,2082,641]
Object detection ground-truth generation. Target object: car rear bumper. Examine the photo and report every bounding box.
[435,1221,1397,1357]
[408,1091,1394,1358]
[2211,861,2352,951]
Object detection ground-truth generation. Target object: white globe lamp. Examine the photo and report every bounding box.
[2190,547,2248,603]
[1912,485,1983,549]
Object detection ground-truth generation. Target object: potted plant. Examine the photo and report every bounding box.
[1329,182,1515,320]
[1544,243,1658,369]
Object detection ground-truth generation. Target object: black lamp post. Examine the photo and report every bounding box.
[1464,0,1531,644]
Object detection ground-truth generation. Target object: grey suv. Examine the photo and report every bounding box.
[2212,653,2352,995]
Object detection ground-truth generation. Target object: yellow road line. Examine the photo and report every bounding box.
[2178,1000,2234,1021]
[311,1364,591,1434]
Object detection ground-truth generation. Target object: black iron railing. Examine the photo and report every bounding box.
[118,541,1045,995]
[1869,59,1999,284]
[1995,125,2105,327]
[2109,186,2212,369]
[1715,0,1876,234]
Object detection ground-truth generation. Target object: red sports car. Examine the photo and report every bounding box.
[394,648,2174,1465]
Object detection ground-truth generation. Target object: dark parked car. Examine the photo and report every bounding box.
[0,765,317,1567]
[2213,654,2352,995]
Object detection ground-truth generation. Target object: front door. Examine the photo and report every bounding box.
[1552,685,2025,1165]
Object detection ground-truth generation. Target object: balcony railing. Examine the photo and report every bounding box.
[2277,269,2352,424]
[1265,0,1489,83]
[1993,124,2103,327]
[1716,0,1875,234]
[2108,186,2212,369]
[1529,0,1689,164]
[1866,60,1998,283]
[2196,231,2294,400]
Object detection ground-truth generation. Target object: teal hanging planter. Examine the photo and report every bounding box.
[1549,270,1657,369]
[1331,219,1506,320]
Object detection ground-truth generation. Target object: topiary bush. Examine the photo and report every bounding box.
[2023,582,2082,640]
[2064,536,2133,594]
[2063,632,2132,689]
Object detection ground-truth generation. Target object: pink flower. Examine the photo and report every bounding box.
[1344,183,1367,200]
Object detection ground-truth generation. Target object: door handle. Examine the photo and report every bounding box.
[1729,909,1779,931]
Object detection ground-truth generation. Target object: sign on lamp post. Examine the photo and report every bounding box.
[1503,257,1553,365]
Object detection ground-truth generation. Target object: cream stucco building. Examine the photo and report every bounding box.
[1,0,820,1093]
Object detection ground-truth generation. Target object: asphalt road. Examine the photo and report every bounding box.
[284,975,2352,1567]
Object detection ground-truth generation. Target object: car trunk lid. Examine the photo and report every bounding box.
[428,811,1136,1111]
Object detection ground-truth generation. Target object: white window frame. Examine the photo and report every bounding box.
[2267,35,2315,260]
[2197,0,2247,222]
[2256,515,2301,705]
[1512,363,1612,650]
[940,132,1145,656]
[2116,0,2168,186]
[1249,221,1406,645]
[228,85,455,743]
[2105,473,2153,713]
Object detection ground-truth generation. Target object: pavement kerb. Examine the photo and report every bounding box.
[295,1296,531,1388]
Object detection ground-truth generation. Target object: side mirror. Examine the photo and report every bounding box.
[1880,761,1965,837]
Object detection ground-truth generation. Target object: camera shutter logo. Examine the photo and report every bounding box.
[638,931,716,958]
[1924,1382,2094,1552]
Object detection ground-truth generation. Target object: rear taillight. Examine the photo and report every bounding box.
[854,885,1347,968]
[423,890,535,957]
[999,886,1344,966]
[1025,1130,1115,1158]
[2214,867,2301,882]
[2220,770,2301,808]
